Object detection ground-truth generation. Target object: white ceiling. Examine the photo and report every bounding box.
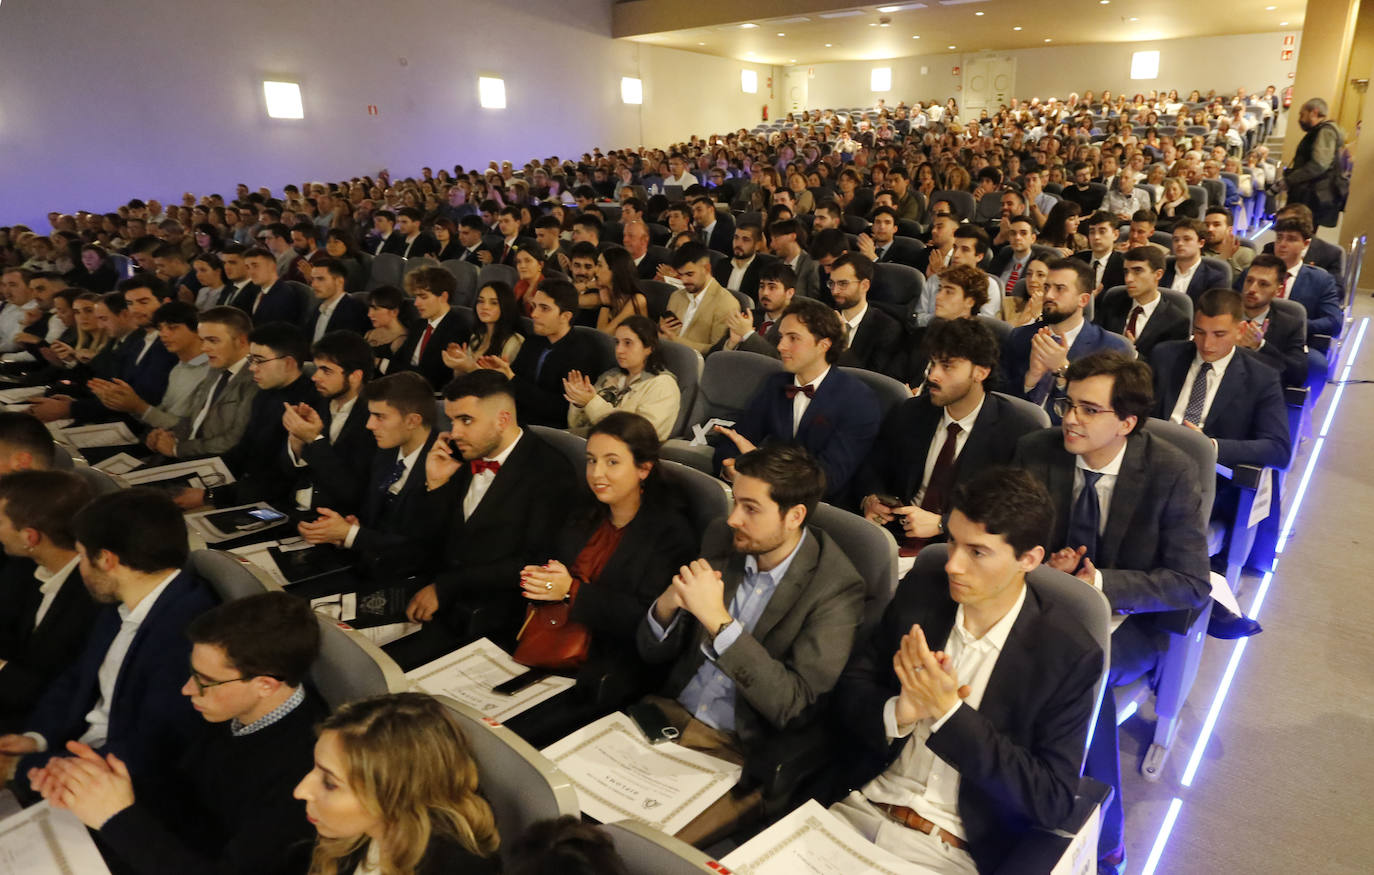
[620,0,1305,65]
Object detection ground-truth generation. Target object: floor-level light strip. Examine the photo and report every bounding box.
[1246,571,1277,623]
[1179,638,1251,788]
[1116,700,1139,726]
[1139,797,1184,875]
[1319,318,1369,438]
[1275,437,1326,555]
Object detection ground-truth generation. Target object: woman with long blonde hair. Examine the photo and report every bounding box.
[294,693,500,875]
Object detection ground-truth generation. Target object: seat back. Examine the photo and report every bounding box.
[529,425,588,475]
[991,391,1052,428]
[311,616,407,709]
[913,544,1111,767]
[809,503,898,634]
[637,279,675,321]
[1143,418,1216,527]
[369,253,407,289]
[895,218,922,240]
[478,263,518,291]
[52,443,78,469]
[1160,289,1193,324]
[441,698,580,863]
[440,259,479,308]
[977,314,1012,345]
[602,821,718,874]
[1187,184,1209,211]
[660,459,731,536]
[839,366,908,420]
[871,262,923,308]
[657,340,703,438]
[689,350,786,429]
[571,325,617,374]
[190,548,274,602]
[403,256,440,276]
[73,465,124,496]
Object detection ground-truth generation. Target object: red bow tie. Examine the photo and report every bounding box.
[470,459,501,475]
[784,384,816,399]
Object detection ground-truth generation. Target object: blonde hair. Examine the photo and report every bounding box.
[309,693,499,875]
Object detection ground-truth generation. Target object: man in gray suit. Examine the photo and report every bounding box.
[634,444,866,847]
[143,306,258,460]
[708,262,795,359]
[768,218,821,301]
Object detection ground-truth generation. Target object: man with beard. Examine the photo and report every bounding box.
[711,223,777,306]
[1000,258,1132,422]
[858,318,1043,575]
[711,262,796,358]
[1272,97,1347,228]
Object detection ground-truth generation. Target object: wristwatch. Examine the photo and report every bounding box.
[712,618,733,640]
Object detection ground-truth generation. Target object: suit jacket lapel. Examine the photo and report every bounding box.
[904,401,943,499]
[1207,355,1246,428]
[1100,434,1147,566]
[954,396,1000,479]
[796,370,841,435]
[976,586,1043,727]
[750,528,821,644]
[461,433,533,528]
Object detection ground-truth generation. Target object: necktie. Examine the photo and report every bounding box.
[760,318,775,336]
[1125,305,1144,337]
[1092,259,1102,286]
[252,288,265,314]
[784,384,816,399]
[416,323,434,360]
[1067,470,1104,561]
[920,422,963,514]
[379,459,406,498]
[1278,271,1291,298]
[1183,361,1213,425]
[501,243,511,263]
[1007,260,1023,289]
[470,459,501,475]
[875,246,886,261]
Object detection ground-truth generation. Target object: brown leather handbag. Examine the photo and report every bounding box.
[512,589,590,671]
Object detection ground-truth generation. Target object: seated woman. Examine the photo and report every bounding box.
[67,244,120,293]
[1004,256,1053,326]
[50,291,108,367]
[565,316,679,441]
[1037,200,1085,256]
[512,244,545,314]
[432,218,465,262]
[1156,176,1199,231]
[294,692,500,875]
[364,286,408,375]
[592,246,648,334]
[502,413,697,748]
[324,230,369,292]
[442,281,524,377]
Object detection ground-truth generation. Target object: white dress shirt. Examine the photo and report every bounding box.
[914,396,985,505]
[33,555,80,631]
[726,254,755,293]
[791,367,830,435]
[410,315,445,366]
[861,585,1028,840]
[463,430,523,520]
[1073,440,1128,624]
[313,294,342,342]
[1282,261,1303,296]
[1086,251,1113,288]
[78,571,179,748]
[1168,347,1236,427]
[841,303,869,344]
[1123,291,1162,338]
[132,329,158,365]
[679,289,706,331]
[1170,257,1200,293]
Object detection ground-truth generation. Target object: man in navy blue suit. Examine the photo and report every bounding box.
[0,489,213,807]
[232,248,311,327]
[305,258,369,342]
[1000,258,1133,422]
[1160,218,1231,301]
[1269,217,1343,341]
[713,297,880,504]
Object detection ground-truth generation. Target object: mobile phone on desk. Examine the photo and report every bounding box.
[492,669,549,696]
[625,701,680,745]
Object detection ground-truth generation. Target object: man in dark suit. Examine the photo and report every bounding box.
[0,489,214,807]
[1237,254,1309,386]
[622,220,664,280]
[1074,210,1127,291]
[827,253,903,377]
[857,206,924,269]
[371,210,405,256]
[283,331,378,517]
[1160,219,1230,301]
[384,371,577,670]
[713,297,881,504]
[394,207,439,259]
[0,471,100,730]
[1001,258,1133,420]
[489,280,610,427]
[691,196,735,257]
[634,444,866,845]
[305,259,369,342]
[489,207,537,267]
[990,215,1057,291]
[1013,352,1211,871]
[1261,204,1344,290]
[390,267,472,391]
[709,262,795,359]
[768,218,822,301]
[233,248,311,326]
[1093,246,1191,359]
[831,468,1104,874]
[859,319,1042,563]
[454,216,490,265]
[711,223,778,306]
[897,265,990,387]
[297,373,443,585]
[1268,216,1343,341]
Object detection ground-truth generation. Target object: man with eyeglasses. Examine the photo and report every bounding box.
[28,592,322,875]
[1013,351,1210,874]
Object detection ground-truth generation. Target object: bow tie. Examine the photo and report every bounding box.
[470,459,501,475]
[784,384,816,400]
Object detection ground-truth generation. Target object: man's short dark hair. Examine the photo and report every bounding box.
[1247,253,1285,279]
[1085,211,1117,230]
[769,218,805,244]
[923,313,999,371]
[186,592,321,687]
[1122,246,1166,273]
[242,245,274,262]
[953,225,990,256]
[458,215,487,233]
[264,222,291,241]
[670,242,712,271]
[733,444,826,524]
[153,243,188,263]
[311,257,349,281]
[870,205,898,223]
[1171,217,1205,239]
[406,266,456,301]
[1007,214,1035,230]
[780,297,847,364]
[199,305,253,338]
[248,322,309,365]
[949,466,1054,557]
[73,488,190,573]
[536,277,580,315]
[1064,351,1154,434]
[397,207,423,222]
[0,411,56,468]
[442,369,516,406]
[1272,216,1312,240]
[809,228,850,260]
[533,215,562,232]
[1204,206,1232,225]
[101,290,129,315]
[758,261,798,290]
[1131,209,1158,225]
[831,252,874,285]
[0,470,91,550]
[363,372,436,428]
[374,209,396,224]
[313,331,375,380]
[153,301,198,330]
[118,274,169,300]
[1195,287,1243,321]
[1047,257,1094,295]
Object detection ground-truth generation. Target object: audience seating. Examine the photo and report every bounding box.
[191,548,276,602]
[441,259,479,307]
[638,279,675,321]
[368,253,407,289]
[839,366,909,420]
[528,424,586,473]
[312,616,409,708]
[73,464,124,496]
[930,189,975,222]
[992,390,1053,428]
[656,339,704,438]
[478,263,518,291]
[661,350,785,472]
[601,821,720,875]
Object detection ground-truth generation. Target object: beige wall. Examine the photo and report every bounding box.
[636,44,780,145]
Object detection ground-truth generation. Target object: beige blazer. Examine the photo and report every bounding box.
[667,278,737,353]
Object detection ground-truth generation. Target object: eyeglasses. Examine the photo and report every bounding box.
[826,279,858,290]
[1053,398,1117,420]
[247,354,286,367]
[188,671,253,695]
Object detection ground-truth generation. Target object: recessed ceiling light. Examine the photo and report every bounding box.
[697,42,705,46]
[739,22,758,29]
[1044,37,1053,42]
[880,21,890,26]
[1280,20,1288,24]
[1265,5,1276,9]
[789,58,797,62]
[1099,0,1109,4]
[1129,16,1138,21]
[975,10,984,14]
[912,34,921,38]
[948,44,956,49]
[777,32,785,36]
[1013,25,1022,30]
[825,43,833,47]
[869,22,878,26]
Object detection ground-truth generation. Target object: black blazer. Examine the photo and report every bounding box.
[218,373,321,507]
[0,560,100,727]
[231,280,312,326]
[435,240,467,262]
[1092,287,1191,359]
[296,397,378,515]
[701,215,736,256]
[1161,257,1232,302]
[1149,342,1292,470]
[509,329,613,428]
[391,309,473,391]
[487,235,537,267]
[873,236,926,269]
[374,230,406,256]
[1249,301,1309,387]
[1072,249,1126,291]
[835,573,1104,875]
[635,250,665,280]
[1013,429,1211,615]
[70,330,179,423]
[706,310,783,359]
[399,232,440,259]
[1262,235,1344,290]
[711,252,779,306]
[421,431,578,645]
[352,430,444,580]
[856,392,1045,518]
[838,305,904,378]
[21,571,215,796]
[306,293,370,339]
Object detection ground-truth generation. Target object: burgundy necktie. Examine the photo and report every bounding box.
[1007,260,1023,289]
[760,319,775,336]
[417,323,434,358]
[900,422,963,557]
[470,459,501,475]
[784,384,816,399]
[1125,306,1144,337]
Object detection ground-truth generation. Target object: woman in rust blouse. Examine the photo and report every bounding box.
[504,412,697,747]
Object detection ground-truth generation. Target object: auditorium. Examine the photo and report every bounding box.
[0,0,1370,871]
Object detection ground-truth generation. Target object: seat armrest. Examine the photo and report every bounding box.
[1284,386,1309,408]
[1310,333,1333,353]
[993,778,1113,875]
[1216,463,1266,490]
[1154,606,1203,636]
[739,721,833,814]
